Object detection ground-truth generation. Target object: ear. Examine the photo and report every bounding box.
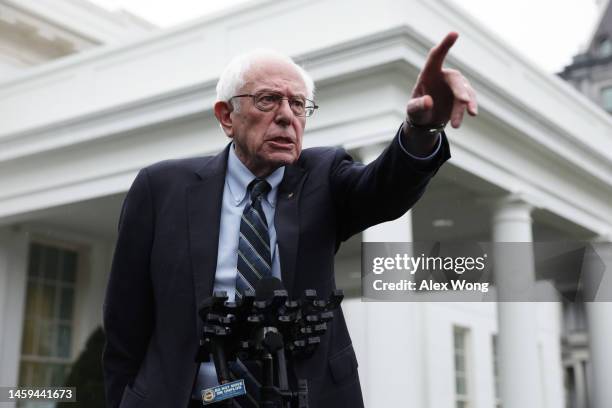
[214,101,234,138]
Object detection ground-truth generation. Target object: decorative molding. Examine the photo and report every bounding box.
[0,2,96,53]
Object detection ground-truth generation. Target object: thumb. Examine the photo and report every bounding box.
[406,95,434,125]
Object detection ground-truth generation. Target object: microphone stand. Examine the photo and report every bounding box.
[195,284,344,408]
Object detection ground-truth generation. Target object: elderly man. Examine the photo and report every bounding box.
[103,32,477,408]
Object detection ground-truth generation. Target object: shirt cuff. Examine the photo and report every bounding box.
[397,131,442,161]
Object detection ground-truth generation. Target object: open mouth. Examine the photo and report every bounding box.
[267,137,294,147]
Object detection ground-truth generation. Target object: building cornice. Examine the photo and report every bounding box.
[2,25,610,188]
[0,2,96,55]
[0,0,155,46]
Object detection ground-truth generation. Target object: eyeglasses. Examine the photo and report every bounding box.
[230,92,318,117]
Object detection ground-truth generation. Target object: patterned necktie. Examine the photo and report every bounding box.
[236,178,272,300]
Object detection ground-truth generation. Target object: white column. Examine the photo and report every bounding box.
[491,195,542,408]
[0,226,29,394]
[585,236,612,408]
[585,302,612,408]
[358,144,426,407]
[362,212,412,242]
[0,228,10,367]
[573,361,587,408]
[74,240,112,355]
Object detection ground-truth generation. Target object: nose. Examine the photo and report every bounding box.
[273,98,293,126]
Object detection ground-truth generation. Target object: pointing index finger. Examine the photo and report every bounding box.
[423,32,459,74]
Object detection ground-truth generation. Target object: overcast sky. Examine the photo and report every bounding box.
[90,0,604,73]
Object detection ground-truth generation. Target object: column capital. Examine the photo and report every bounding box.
[489,194,536,243]
[491,194,535,224]
[478,193,537,211]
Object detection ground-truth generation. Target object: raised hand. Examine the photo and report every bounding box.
[407,32,478,129]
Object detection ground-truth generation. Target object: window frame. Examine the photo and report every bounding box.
[492,334,502,408]
[600,86,612,112]
[597,37,612,58]
[453,325,472,408]
[18,239,82,389]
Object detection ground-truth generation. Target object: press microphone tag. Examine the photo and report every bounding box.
[200,379,246,405]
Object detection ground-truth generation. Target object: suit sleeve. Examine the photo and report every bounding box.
[330,126,450,241]
[102,168,155,408]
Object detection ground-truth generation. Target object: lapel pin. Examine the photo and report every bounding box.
[287,192,294,199]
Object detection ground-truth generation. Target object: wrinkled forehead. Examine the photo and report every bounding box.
[242,58,307,96]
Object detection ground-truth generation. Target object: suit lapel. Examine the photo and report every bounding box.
[187,146,307,332]
[275,164,307,297]
[187,145,229,332]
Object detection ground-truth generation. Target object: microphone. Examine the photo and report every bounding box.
[255,276,284,301]
[197,292,232,384]
[195,278,343,407]
[255,277,288,310]
[252,277,287,349]
[254,277,290,392]
[254,278,289,333]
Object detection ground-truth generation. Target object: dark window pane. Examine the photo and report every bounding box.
[28,244,42,277]
[602,87,612,112]
[37,321,55,357]
[59,287,74,320]
[44,364,53,387]
[454,329,465,348]
[599,38,612,57]
[30,362,46,386]
[455,354,464,371]
[43,247,59,280]
[57,324,72,358]
[18,361,30,386]
[456,376,466,394]
[40,284,56,320]
[50,363,68,386]
[21,319,36,355]
[62,251,77,283]
[24,282,40,318]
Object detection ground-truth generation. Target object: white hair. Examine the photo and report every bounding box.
[215,49,315,110]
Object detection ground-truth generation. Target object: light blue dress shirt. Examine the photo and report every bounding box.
[193,145,284,397]
[192,132,440,398]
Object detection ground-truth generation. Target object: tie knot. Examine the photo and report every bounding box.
[248,178,271,203]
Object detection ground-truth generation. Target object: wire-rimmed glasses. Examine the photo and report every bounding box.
[230,92,318,117]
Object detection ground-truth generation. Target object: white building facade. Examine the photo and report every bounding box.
[0,1,611,407]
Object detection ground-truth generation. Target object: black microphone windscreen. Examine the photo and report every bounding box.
[255,277,285,301]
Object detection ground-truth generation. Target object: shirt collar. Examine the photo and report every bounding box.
[226,143,285,208]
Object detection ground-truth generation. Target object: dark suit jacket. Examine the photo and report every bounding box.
[103,128,450,408]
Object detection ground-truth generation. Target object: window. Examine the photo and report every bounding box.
[601,87,612,112]
[454,326,470,408]
[598,37,612,58]
[18,242,78,394]
[492,335,502,408]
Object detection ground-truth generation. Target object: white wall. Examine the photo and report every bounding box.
[344,301,564,408]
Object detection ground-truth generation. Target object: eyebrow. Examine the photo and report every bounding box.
[254,87,307,99]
